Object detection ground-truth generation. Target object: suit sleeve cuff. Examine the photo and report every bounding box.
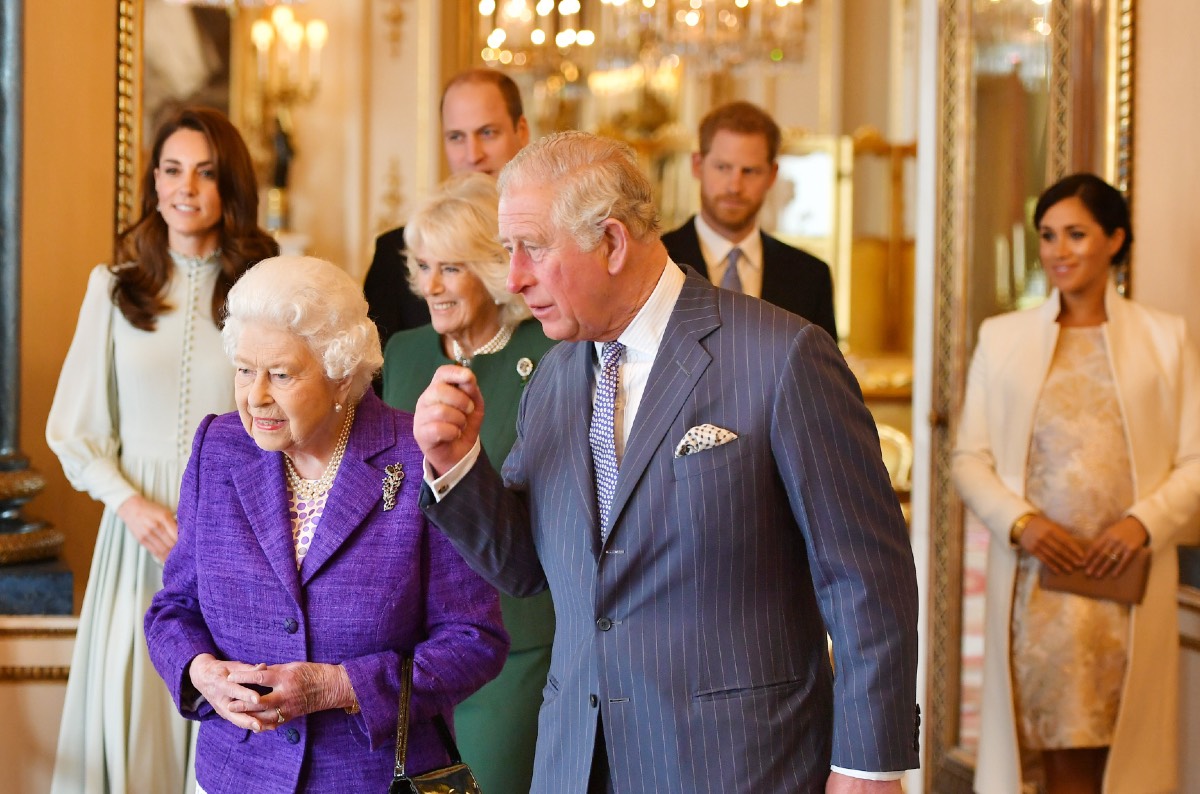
[830,766,904,781]
[422,439,482,502]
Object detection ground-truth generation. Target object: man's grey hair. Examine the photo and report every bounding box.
[498,131,661,251]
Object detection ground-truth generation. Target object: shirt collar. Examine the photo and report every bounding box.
[693,213,763,271]
[594,261,686,362]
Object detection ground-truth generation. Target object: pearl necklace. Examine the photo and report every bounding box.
[284,402,356,501]
[450,324,514,366]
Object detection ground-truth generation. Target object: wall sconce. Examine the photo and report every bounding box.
[246,5,327,232]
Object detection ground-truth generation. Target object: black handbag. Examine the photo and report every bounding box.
[388,656,482,794]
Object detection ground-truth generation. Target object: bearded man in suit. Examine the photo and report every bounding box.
[413,131,919,793]
[662,100,838,340]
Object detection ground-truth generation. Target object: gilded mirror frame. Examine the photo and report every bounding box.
[926,1,1136,791]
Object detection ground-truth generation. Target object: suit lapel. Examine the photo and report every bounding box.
[298,392,396,584]
[604,271,719,542]
[758,231,787,306]
[562,343,603,539]
[673,218,711,280]
[236,452,304,608]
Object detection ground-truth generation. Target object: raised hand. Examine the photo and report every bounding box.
[413,364,486,477]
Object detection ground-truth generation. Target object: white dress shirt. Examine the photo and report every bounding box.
[694,213,764,298]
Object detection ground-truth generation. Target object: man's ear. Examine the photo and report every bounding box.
[516,115,531,147]
[691,151,704,179]
[600,218,632,276]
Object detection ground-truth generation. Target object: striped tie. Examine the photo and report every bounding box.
[720,247,743,293]
[589,341,624,538]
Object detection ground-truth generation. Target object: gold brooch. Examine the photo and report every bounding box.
[382,462,405,511]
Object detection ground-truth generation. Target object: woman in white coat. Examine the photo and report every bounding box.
[953,173,1200,794]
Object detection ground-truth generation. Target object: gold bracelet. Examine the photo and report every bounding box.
[1009,512,1038,546]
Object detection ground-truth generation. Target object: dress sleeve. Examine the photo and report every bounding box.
[45,265,139,512]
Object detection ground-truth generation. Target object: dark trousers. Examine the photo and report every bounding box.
[588,716,614,794]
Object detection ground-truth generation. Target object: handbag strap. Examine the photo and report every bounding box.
[392,656,465,781]
[393,656,414,778]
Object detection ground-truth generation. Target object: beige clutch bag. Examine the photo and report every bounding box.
[1039,546,1151,605]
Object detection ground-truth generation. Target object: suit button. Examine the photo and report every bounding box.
[589,694,599,708]
[284,618,299,634]
[285,728,300,744]
[595,617,613,631]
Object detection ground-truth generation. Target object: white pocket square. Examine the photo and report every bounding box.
[674,424,738,458]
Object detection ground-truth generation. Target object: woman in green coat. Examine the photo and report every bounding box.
[382,172,556,794]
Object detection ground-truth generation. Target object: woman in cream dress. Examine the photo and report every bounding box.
[47,107,277,793]
[953,174,1200,793]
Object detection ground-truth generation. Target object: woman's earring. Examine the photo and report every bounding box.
[334,402,343,413]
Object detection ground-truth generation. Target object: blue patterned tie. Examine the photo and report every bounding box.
[720,247,743,293]
[589,341,624,538]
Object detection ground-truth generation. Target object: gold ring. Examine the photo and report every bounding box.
[276,707,286,724]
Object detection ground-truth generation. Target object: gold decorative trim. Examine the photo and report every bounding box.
[372,158,405,236]
[0,625,77,639]
[1112,0,1136,296]
[0,467,45,501]
[927,0,971,789]
[0,665,70,682]
[382,0,406,59]
[0,527,65,565]
[1047,0,1071,181]
[115,0,143,248]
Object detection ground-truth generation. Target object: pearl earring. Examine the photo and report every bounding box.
[334,402,343,413]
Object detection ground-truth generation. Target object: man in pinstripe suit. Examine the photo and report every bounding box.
[414,131,919,793]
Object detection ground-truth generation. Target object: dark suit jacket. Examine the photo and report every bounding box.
[661,216,838,340]
[145,391,508,793]
[423,269,919,793]
[363,226,430,351]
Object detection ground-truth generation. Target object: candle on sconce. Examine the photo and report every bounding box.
[306,20,328,89]
[282,21,305,90]
[250,19,274,84]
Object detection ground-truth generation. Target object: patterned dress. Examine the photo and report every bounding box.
[1011,326,1132,749]
[47,253,233,793]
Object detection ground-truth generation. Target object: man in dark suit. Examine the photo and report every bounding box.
[413,132,919,793]
[362,69,530,350]
[662,100,838,340]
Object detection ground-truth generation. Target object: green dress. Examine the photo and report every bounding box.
[383,319,557,794]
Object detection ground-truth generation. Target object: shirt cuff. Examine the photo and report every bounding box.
[422,439,482,502]
[830,766,904,781]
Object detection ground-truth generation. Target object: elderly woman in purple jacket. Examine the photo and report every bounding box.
[145,256,507,793]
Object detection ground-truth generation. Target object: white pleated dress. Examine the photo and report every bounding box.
[47,253,235,794]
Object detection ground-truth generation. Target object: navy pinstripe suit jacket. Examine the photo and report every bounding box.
[423,268,919,793]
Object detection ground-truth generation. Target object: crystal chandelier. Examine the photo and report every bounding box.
[478,0,809,75]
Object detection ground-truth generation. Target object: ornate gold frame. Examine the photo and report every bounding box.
[927,2,1136,791]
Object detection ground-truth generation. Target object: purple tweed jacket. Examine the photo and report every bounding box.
[145,390,508,794]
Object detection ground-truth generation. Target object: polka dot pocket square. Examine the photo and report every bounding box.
[673,423,738,458]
